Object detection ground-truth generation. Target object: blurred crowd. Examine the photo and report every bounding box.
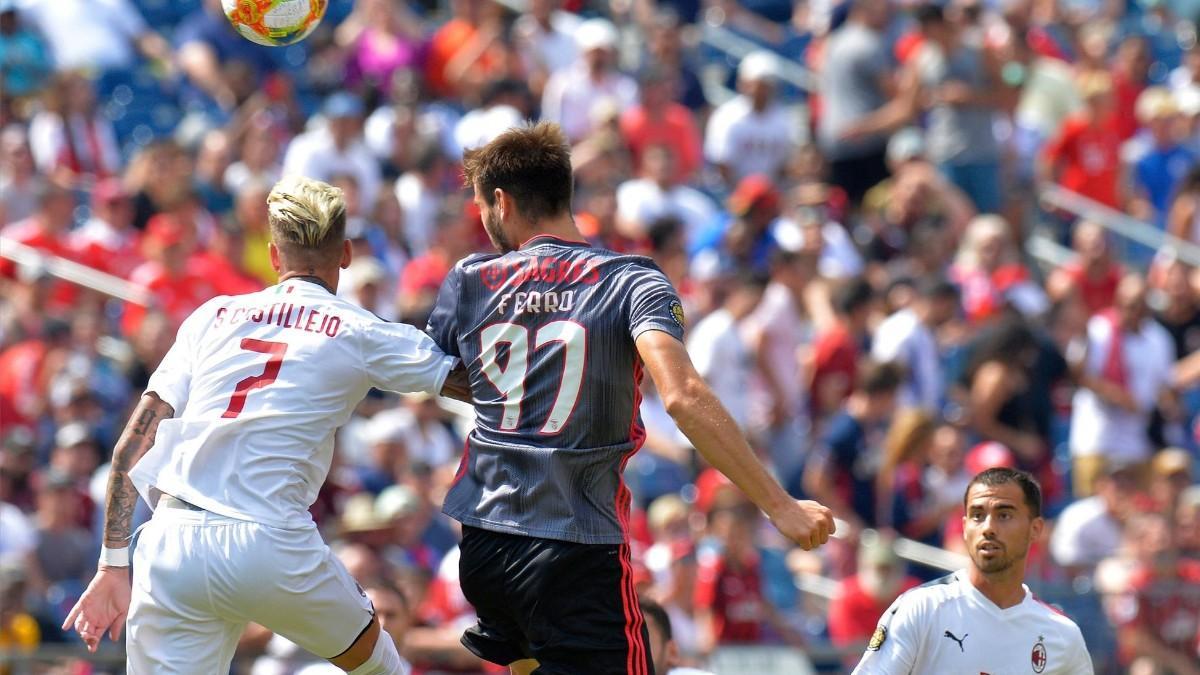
[2,0,1200,672]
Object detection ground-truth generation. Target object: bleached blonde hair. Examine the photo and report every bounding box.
[267,175,346,252]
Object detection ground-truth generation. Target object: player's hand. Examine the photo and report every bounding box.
[62,567,132,652]
[769,500,836,551]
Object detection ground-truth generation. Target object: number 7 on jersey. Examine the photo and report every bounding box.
[222,338,288,418]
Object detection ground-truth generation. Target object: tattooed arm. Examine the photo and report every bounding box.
[64,392,175,652]
[102,393,175,550]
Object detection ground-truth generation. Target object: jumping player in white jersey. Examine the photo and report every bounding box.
[853,467,1093,674]
[63,176,463,674]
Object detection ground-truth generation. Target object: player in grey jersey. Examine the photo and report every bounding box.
[425,122,834,674]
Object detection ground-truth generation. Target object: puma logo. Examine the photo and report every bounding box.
[944,630,968,652]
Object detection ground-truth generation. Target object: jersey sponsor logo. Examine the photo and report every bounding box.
[479,256,601,291]
[669,300,685,328]
[1031,636,1047,673]
[867,625,887,651]
[943,630,968,652]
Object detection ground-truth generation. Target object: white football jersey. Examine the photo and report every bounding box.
[853,570,1093,675]
[130,279,457,529]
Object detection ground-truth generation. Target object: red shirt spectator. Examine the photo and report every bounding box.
[71,179,143,278]
[695,548,765,644]
[809,322,859,418]
[619,72,702,183]
[1115,559,1200,666]
[1052,261,1122,316]
[828,573,920,647]
[1042,114,1122,209]
[122,215,218,336]
[0,184,85,308]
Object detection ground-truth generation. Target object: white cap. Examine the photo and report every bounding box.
[376,485,421,520]
[576,18,619,51]
[55,422,92,449]
[738,50,782,83]
[364,409,414,445]
[887,127,927,164]
[1176,85,1200,117]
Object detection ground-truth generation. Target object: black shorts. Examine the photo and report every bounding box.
[457,525,654,675]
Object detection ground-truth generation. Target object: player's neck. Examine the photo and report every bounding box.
[967,564,1027,610]
[278,270,337,294]
[513,216,585,249]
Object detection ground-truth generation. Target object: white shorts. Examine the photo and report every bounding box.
[127,502,374,674]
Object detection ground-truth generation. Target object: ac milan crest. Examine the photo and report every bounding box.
[1031,636,1047,673]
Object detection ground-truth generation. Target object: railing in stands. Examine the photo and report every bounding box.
[1038,184,1200,267]
[0,238,151,306]
[698,16,816,92]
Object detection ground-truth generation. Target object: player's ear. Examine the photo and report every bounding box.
[268,242,281,273]
[340,239,352,269]
[1029,515,1045,542]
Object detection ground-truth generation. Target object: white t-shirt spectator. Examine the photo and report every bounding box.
[741,281,811,420]
[871,308,942,412]
[1048,496,1123,569]
[687,309,753,429]
[19,0,149,71]
[282,128,382,210]
[393,172,439,256]
[541,64,638,142]
[454,105,524,155]
[615,178,717,239]
[1069,315,1174,463]
[0,502,36,562]
[704,97,798,181]
[514,11,581,76]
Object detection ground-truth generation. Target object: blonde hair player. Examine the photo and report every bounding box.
[64,176,467,674]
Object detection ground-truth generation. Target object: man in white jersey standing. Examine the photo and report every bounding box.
[853,467,1093,674]
[62,176,462,674]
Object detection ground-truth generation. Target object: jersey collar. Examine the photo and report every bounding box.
[518,234,591,250]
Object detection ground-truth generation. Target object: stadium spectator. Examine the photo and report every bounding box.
[1050,463,1138,575]
[827,534,919,653]
[334,0,422,96]
[1040,73,1123,210]
[512,0,580,98]
[687,271,769,430]
[0,0,50,104]
[690,174,783,276]
[704,51,797,184]
[808,277,875,420]
[71,179,141,279]
[19,0,173,74]
[0,183,83,309]
[1128,88,1197,225]
[804,360,904,536]
[619,68,703,184]
[616,144,717,240]
[540,18,637,143]
[1068,275,1175,496]
[871,277,959,412]
[817,0,909,206]
[175,0,280,112]
[1110,512,1200,675]
[282,93,381,210]
[1046,220,1123,317]
[909,3,1008,214]
[0,125,42,225]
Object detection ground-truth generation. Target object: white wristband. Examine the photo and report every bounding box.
[99,545,130,568]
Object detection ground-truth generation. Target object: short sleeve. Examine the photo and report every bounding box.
[625,261,686,343]
[1065,625,1095,675]
[424,264,462,358]
[361,321,457,395]
[144,299,218,413]
[851,590,926,674]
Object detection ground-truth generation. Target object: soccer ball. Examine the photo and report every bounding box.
[221,0,327,47]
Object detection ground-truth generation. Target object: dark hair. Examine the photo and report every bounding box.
[965,317,1038,380]
[646,216,684,251]
[834,277,875,316]
[917,277,960,301]
[462,121,574,222]
[914,3,946,25]
[732,269,771,291]
[963,467,1042,518]
[858,360,905,396]
[639,599,672,642]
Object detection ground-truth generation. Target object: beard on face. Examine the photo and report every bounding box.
[970,535,1027,574]
[483,206,514,253]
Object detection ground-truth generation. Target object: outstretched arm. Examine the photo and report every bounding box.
[64,393,174,652]
[635,330,835,550]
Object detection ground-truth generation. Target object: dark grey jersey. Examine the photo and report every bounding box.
[426,235,686,544]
